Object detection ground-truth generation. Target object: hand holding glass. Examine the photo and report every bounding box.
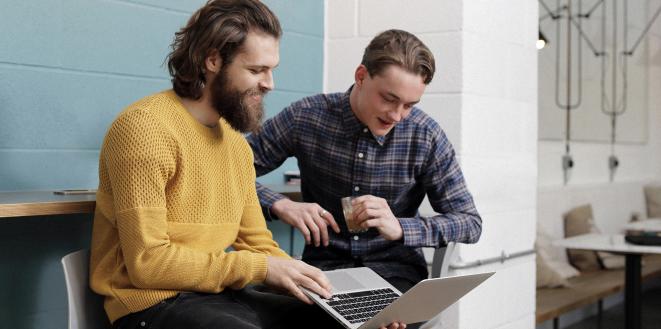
[341,196,368,233]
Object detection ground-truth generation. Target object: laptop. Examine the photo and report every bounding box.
[302,267,494,329]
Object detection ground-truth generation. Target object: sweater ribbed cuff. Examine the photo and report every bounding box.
[251,253,269,283]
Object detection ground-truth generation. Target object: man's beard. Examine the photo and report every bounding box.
[210,69,265,133]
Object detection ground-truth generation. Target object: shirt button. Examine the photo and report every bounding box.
[140,321,146,327]
[358,153,364,159]
[353,235,359,241]
[354,186,360,192]
[363,128,368,133]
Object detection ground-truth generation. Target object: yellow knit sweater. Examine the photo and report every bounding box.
[89,90,289,323]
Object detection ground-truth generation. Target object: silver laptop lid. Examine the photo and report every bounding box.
[362,272,494,329]
[304,267,494,329]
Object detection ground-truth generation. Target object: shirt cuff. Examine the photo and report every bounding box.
[399,217,424,247]
[257,185,287,221]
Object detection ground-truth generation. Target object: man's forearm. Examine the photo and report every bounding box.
[399,212,482,248]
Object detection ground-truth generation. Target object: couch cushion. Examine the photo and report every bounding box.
[537,250,570,288]
[564,205,602,271]
[644,185,661,218]
[536,226,579,286]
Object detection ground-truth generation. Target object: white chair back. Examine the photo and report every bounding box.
[61,249,110,329]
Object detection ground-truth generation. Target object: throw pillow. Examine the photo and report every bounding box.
[564,204,602,272]
[644,185,661,218]
[536,250,570,288]
[537,226,580,279]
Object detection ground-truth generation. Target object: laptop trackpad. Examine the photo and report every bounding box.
[327,271,365,291]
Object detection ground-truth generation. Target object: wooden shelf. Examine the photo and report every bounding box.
[0,191,96,218]
[0,184,301,218]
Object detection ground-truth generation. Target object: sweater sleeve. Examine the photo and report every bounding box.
[232,145,290,265]
[104,111,271,293]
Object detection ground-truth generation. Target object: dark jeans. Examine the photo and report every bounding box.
[113,285,343,329]
[114,278,422,329]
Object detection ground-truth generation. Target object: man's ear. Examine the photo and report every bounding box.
[205,49,222,74]
[354,64,368,88]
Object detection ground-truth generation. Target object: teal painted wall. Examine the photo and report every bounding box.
[0,1,322,327]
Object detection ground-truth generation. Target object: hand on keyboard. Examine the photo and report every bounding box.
[264,256,332,304]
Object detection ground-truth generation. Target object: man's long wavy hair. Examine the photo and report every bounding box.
[361,29,435,85]
[167,0,281,100]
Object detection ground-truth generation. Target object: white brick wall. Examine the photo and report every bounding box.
[461,96,537,156]
[646,1,661,181]
[324,37,371,92]
[419,33,465,94]
[325,1,538,328]
[357,0,463,35]
[417,95,463,147]
[326,0,356,38]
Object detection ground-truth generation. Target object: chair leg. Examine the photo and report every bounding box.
[554,317,559,329]
[597,299,603,329]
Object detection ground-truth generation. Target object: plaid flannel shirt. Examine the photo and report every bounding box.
[247,88,481,282]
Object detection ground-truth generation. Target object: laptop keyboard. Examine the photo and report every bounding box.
[325,288,399,324]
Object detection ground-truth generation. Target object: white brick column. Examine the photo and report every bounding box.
[649,22,661,181]
[325,1,538,328]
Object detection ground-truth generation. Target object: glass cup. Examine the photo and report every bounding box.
[341,196,368,233]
